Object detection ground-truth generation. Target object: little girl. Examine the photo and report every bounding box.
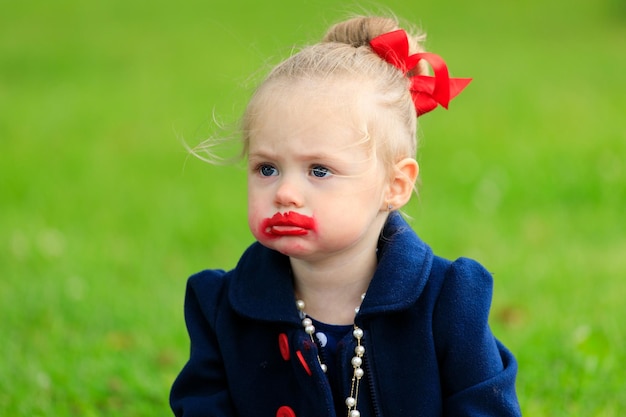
[170,15,521,417]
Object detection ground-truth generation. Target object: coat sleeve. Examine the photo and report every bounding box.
[170,271,237,417]
[433,257,522,417]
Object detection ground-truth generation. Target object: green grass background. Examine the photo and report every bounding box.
[1,0,625,415]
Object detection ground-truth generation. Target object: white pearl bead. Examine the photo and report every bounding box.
[355,368,364,379]
[302,318,312,327]
[353,328,363,339]
[350,410,361,417]
[345,397,356,407]
[351,356,362,367]
[355,345,365,355]
[296,300,305,310]
[320,363,328,373]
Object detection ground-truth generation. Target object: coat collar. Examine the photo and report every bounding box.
[228,212,434,324]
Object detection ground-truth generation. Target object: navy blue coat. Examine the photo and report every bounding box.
[170,213,522,416]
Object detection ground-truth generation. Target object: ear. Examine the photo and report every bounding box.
[384,158,419,210]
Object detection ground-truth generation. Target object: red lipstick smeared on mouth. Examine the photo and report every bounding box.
[261,212,316,237]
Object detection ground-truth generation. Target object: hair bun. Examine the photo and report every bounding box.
[323,16,425,57]
[322,16,399,47]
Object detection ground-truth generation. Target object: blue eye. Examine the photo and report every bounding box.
[259,164,278,177]
[311,165,332,178]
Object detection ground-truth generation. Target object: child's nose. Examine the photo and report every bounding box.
[274,177,304,208]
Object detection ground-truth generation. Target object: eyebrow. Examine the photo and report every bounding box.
[248,150,345,163]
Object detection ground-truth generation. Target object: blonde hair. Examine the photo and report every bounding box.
[189,16,427,172]
[242,16,427,173]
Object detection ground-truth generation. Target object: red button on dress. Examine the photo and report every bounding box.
[276,405,296,417]
[278,333,290,361]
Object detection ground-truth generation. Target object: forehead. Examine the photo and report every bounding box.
[247,79,374,153]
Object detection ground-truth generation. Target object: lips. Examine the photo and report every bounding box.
[261,212,316,237]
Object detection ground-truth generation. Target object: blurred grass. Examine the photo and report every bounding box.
[1,0,625,415]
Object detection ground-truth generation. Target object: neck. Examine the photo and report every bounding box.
[290,244,377,325]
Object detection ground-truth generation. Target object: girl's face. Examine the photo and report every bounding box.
[247,82,391,263]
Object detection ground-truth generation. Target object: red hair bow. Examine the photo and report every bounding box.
[370,29,472,116]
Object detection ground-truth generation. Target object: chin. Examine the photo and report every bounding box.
[276,245,310,258]
[270,241,315,259]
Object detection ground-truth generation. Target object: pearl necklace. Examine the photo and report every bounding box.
[296,294,366,417]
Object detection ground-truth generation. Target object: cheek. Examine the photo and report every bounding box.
[247,206,261,232]
[247,199,267,239]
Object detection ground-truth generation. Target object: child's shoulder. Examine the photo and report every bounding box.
[430,255,495,326]
[188,268,229,287]
[430,254,494,299]
[433,255,493,284]
[185,269,230,308]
